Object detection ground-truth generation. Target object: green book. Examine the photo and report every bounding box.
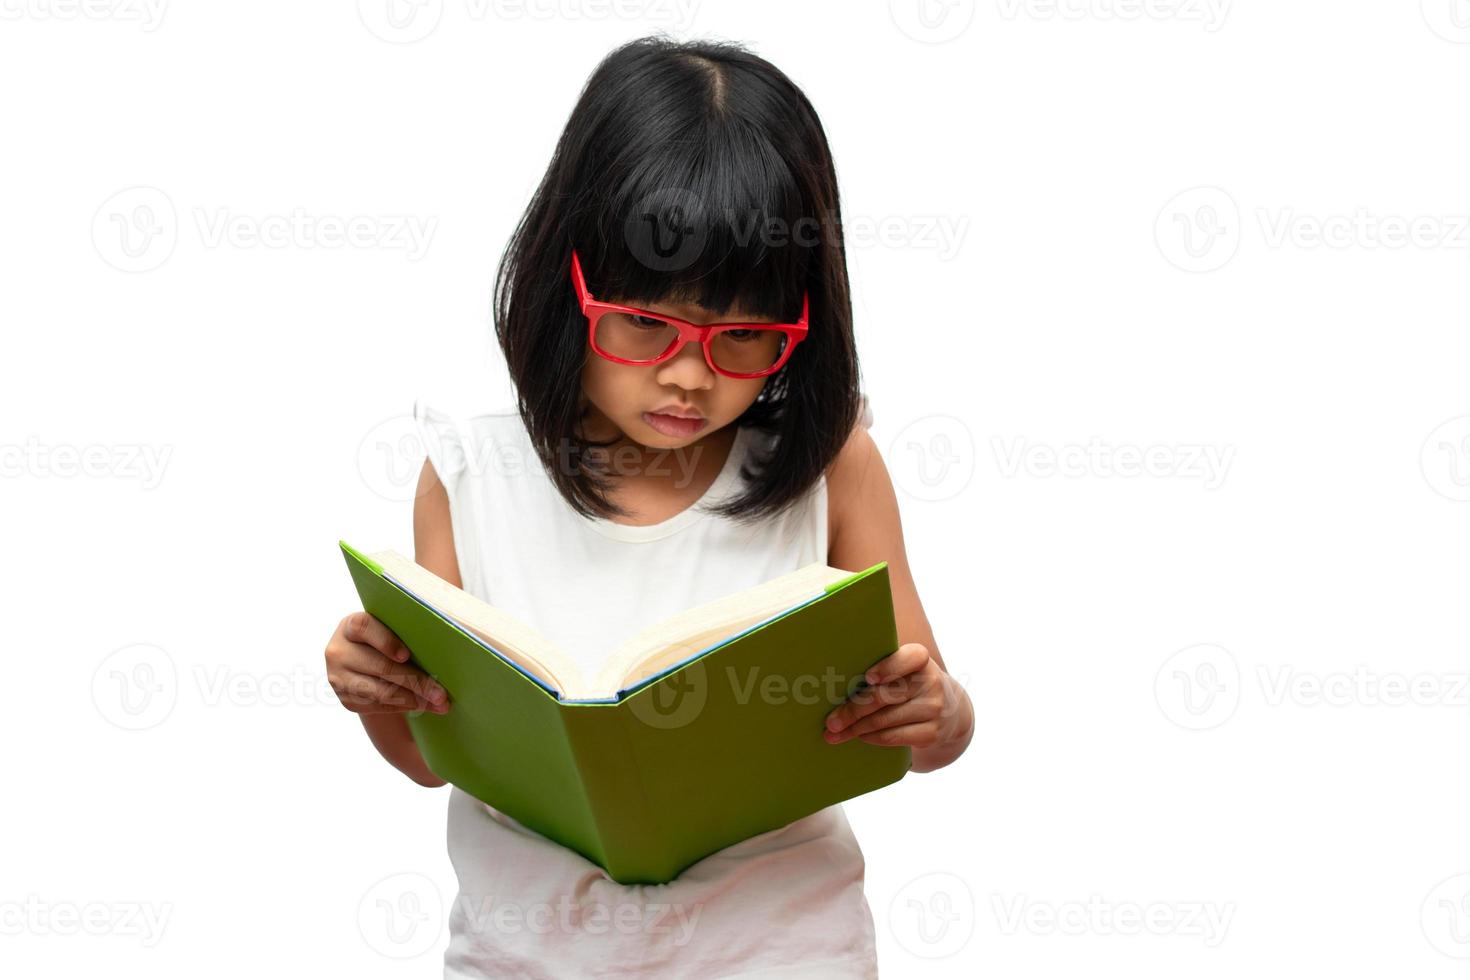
[339,539,911,885]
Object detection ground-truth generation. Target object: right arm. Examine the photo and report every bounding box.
[324,457,463,788]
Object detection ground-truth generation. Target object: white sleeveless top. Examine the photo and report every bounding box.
[412,400,879,980]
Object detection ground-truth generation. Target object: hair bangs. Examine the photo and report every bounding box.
[574,117,813,323]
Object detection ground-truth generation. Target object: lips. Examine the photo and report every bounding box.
[643,412,709,437]
[648,405,705,420]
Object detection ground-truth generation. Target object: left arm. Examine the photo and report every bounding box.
[821,423,974,773]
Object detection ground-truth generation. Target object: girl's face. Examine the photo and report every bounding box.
[579,293,776,455]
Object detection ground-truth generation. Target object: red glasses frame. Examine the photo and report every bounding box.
[571,248,809,380]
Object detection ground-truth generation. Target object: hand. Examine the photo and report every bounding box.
[822,642,964,749]
[325,612,451,715]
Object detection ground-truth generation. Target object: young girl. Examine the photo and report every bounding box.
[325,35,974,978]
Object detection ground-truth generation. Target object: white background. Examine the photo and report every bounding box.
[4,1,1470,976]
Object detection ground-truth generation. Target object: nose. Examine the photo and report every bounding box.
[654,338,716,391]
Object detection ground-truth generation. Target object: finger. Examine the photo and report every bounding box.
[855,720,943,749]
[864,642,930,686]
[341,611,412,663]
[347,700,437,716]
[336,640,448,704]
[339,674,440,714]
[335,670,416,708]
[824,674,922,733]
[342,693,437,715]
[334,670,446,714]
[826,699,936,742]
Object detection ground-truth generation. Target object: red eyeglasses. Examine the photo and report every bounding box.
[571,248,809,380]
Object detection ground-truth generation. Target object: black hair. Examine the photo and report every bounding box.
[493,32,863,526]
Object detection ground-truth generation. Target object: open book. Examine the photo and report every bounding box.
[339,540,912,884]
[362,545,877,701]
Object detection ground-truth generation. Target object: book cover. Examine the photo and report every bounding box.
[340,540,912,884]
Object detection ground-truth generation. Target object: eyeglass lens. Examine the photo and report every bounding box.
[593,312,787,375]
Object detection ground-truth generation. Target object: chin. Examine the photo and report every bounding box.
[633,430,701,452]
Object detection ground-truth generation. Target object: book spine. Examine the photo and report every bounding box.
[339,540,383,575]
[824,560,888,595]
[558,705,665,884]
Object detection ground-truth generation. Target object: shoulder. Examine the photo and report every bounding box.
[822,393,878,503]
[825,420,881,496]
[824,421,899,569]
[413,400,526,480]
[409,399,520,588]
[413,456,462,589]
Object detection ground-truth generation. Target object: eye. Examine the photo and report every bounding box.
[723,329,759,342]
[629,315,669,330]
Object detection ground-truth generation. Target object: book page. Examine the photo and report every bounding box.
[370,550,584,693]
[591,562,854,694]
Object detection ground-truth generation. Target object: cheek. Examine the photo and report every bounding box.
[726,377,768,409]
[580,351,640,412]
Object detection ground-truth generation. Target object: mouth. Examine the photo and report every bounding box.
[648,405,705,420]
[642,411,709,437]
